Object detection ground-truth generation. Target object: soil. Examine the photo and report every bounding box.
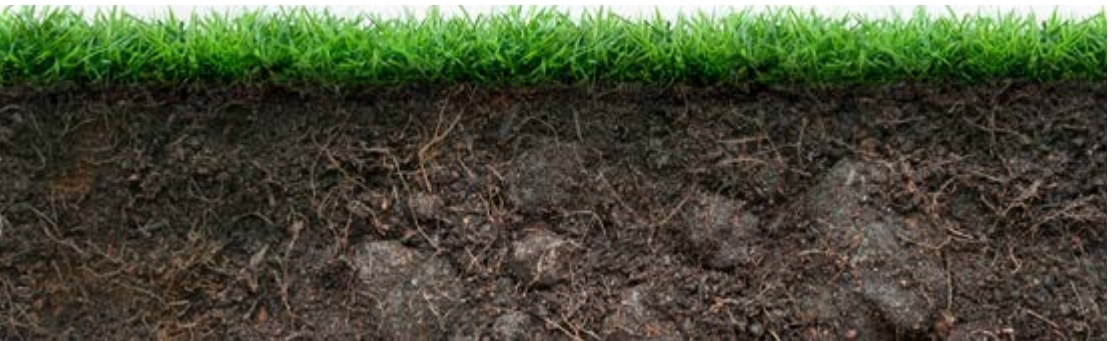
[0,82,1105,340]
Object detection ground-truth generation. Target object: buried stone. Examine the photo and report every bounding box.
[353,241,464,338]
[602,285,682,339]
[802,159,946,332]
[508,224,576,287]
[683,192,761,270]
[505,141,590,214]
[491,310,537,341]
[794,283,894,339]
[407,192,444,221]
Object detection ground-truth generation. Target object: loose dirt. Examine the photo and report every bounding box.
[0,82,1104,339]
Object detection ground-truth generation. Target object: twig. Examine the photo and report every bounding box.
[716,156,767,167]
[25,205,87,256]
[420,104,462,162]
[1023,309,1062,333]
[538,314,586,341]
[649,190,694,246]
[572,108,584,142]
[0,211,9,240]
[1007,243,1022,274]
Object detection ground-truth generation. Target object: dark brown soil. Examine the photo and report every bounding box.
[0,82,1105,340]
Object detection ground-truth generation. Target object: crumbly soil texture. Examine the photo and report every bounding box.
[0,82,1105,340]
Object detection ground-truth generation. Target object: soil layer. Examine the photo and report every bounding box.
[0,82,1105,339]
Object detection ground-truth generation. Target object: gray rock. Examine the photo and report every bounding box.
[408,192,443,221]
[802,159,946,332]
[804,159,888,227]
[747,322,765,337]
[506,142,589,214]
[380,256,463,339]
[859,269,933,332]
[603,285,681,340]
[794,284,892,340]
[353,241,464,338]
[354,241,423,288]
[684,193,760,270]
[492,310,534,341]
[508,226,574,287]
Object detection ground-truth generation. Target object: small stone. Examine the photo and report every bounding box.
[1059,303,1073,316]
[684,193,761,270]
[505,142,588,214]
[408,193,443,221]
[352,241,465,338]
[603,285,681,339]
[354,241,421,288]
[381,256,463,339]
[509,226,573,287]
[493,311,533,341]
[747,322,764,336]
[493,278,515,306]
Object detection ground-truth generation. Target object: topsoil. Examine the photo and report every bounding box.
[0,82,1105,340]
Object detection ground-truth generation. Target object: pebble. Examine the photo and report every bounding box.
[747,322,765,336]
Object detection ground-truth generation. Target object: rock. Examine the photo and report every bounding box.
[508,225,574,287]
[380,256,463,339]
[684,193,760,270]
[794,284,892,340]
[492,278,515,306]
[803,159,889,227]
[859,269,934,332]
[354,241,423,288]
[802,159,946,332]
[353,241,464,338]
[506,142,589,214]
[492,310,534,341]
[603,285,681,340]
[747,322,765,337]
[407,192,443,221]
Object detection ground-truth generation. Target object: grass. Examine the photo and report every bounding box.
[0,6,1106,87]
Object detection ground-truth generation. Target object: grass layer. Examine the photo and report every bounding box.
[0,6,1106,87]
